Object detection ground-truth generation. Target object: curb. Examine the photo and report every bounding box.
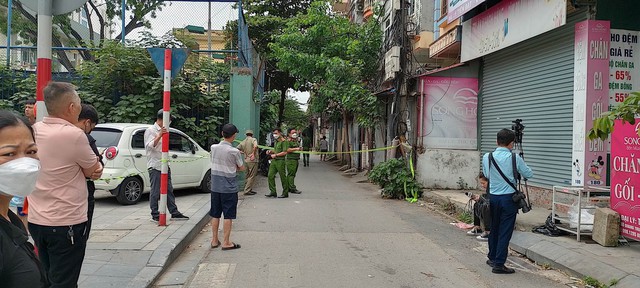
[510,231,635,287]
[424,190,537,231]
[125,198,215,288]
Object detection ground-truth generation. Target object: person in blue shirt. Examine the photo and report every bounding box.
[482,128,533,274]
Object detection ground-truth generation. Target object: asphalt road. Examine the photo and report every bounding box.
[154,159,574,288]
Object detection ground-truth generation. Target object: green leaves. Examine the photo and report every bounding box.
[269,1,382,127]
[368,158,423,200]
[588,91,640,140]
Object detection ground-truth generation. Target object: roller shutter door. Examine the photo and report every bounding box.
[480,12,587,188]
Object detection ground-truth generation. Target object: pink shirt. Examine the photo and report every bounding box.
[29,117,99,226]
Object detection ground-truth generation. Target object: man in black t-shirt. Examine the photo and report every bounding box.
[75,104,103,239]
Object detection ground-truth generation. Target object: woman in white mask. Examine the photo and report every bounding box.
[0,110,47,287]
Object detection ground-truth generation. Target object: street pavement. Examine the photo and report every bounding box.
[154,158,570,288]
[428,190,640,288]
[79,188,213,288]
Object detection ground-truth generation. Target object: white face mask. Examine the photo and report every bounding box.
[0,157,40,198]
[291,133,298,138]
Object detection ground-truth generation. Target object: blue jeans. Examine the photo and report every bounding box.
[149,169,179,217]
[488,193,518,266]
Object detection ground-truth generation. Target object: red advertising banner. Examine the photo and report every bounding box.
[611,119,640,241]
[571,20,610,187]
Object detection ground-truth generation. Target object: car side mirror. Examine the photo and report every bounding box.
[191,147,196,154]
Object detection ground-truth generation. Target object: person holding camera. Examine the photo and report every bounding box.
[482,129,533,274]
[467,173,491,241]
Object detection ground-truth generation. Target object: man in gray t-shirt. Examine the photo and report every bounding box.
[209,123,245,250]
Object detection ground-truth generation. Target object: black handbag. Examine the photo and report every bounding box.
[489,153,532,213]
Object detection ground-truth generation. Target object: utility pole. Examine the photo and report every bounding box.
[207,1,212,93]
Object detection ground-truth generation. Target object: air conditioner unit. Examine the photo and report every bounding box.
[384,46,401,81]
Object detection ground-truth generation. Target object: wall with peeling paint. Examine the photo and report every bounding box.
[416,149,480,189]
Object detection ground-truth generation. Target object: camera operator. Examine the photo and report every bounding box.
[482,128,533,274]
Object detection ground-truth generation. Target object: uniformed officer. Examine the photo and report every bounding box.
[265,128,290,198]
[286,128,302,194]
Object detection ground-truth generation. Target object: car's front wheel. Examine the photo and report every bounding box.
[116,177,143,205]
[200,170,212,193]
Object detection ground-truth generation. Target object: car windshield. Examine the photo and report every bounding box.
[91,128,123,147]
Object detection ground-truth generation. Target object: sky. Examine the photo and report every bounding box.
[116,1,310,110]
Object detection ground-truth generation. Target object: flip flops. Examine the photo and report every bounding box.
[211,241,220,249]
[221,243,241,251]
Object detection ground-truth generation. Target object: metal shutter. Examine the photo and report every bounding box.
[480,12,587,188]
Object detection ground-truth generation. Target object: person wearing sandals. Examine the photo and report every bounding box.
[467,173,491,241]
[209,124,245,250]
[0,110,48,287]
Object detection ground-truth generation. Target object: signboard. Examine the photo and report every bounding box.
[461,0,566,62]
[421,77,478,150]
[429,25,462,58]
[607,29,639,152]
[571,20,610,187]
[447,0,485,22]
[611,119,640,241]
[609,30,639,111]
[148,48,189,80]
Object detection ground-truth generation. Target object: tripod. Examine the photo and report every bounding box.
[512,119,532,211]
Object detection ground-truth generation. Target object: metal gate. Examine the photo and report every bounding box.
[480,12,587,188]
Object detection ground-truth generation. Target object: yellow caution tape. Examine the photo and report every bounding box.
[233,139,399,155]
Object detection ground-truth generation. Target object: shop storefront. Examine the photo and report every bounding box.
[479,12,588,188]
[458,0,581,188]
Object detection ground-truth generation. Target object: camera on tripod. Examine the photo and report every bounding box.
[512,119,524,144]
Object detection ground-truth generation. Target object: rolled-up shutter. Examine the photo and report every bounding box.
[480,12,587,188]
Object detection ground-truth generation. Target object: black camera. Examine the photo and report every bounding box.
[512,119,524,144]
[512,192,532,213]
[465,192,474,198]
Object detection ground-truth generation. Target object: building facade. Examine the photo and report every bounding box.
[414,0,640,206]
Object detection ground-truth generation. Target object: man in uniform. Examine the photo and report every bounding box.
[237,129,258,195]
[265,128,290,198]
[286,129,302,194]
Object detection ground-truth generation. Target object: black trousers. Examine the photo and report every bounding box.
[473,196,491,230]
[487,194,517,266]
[86,181,96,239]
[29,222,88,288]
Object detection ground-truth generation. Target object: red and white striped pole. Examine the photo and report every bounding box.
[159,48,172,226]
[35,0,52,121]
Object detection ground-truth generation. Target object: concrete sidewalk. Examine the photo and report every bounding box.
[79,190,213,288]
[425,189,640,288]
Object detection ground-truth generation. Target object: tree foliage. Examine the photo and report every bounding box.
[227,0,312,126]
[269,1,382,127]
[1,0,166,71]
[589,91,640,140]
[74,39,229,147]
[2,36,229,148]
[282,96,308,130]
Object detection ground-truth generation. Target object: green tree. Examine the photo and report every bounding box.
[269,1,382,162]
[227,0,312,126]
[588,92,640,140]
[282,96,308,130]
[270,1,382,126]
[259,90,280,144]
[75,39,229,147]
[1,0,166,71]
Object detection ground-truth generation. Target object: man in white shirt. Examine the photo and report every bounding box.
[145,109,188,222]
